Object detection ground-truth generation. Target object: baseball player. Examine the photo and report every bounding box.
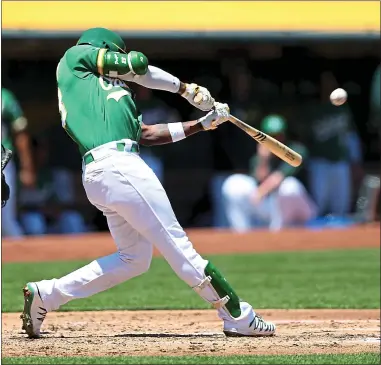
[222,115,316,231]
[21,28,275,338]
[302,71,362,216]
[2,144,13,208]
[2,88,35,237]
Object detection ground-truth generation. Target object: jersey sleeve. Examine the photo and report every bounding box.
[65,45,101,78]
[2,88,27,133]
[65,45,149,79]
[103,50,148,77]
[277,142,308,177]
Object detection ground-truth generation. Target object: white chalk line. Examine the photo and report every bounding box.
[362,337,381,343]
[274,319,380,324]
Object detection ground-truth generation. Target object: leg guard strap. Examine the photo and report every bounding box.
[194,276,230,309]
[193,261,242,318]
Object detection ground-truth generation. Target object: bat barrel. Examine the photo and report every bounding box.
[274,148,302,167]
[228,115,303,168]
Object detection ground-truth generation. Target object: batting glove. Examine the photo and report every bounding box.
[199,102,230,130]
[181,83,215,111]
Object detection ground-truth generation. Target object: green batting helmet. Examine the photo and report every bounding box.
[77,27,126,53]
[260,115,287,135]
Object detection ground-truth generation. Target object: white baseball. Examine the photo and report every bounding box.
[330,88,347,106]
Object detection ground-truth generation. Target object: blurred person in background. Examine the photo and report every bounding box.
[222,57,261,125]
[47,119,82,212]
[211,58,263,227]
[2,144,13,208]
[369,63,380,134]
[301,71,363,217]
[19,137,87,235]
[1,88,35,238]
[135,86,180,183]
[222,115,316,231]
[362,63,381,222]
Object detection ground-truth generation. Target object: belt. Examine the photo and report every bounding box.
[84,141,140,165]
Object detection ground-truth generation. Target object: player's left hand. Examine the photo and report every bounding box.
[181,83,215,111]
[199,102,230,130]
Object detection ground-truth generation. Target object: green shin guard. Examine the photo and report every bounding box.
[195,261,241,318]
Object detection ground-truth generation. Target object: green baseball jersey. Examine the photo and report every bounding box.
[249,141,308,182]
[1,88,27,151]
[300,101,354,162]
[57,45,143,156]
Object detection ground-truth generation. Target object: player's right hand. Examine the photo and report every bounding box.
[198,102,230,130]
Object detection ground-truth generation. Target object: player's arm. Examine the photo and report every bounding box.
[254,143,307,201]
[2,90,35,187]
[68,45,215,111]
[140,120,203,146]
[107,54,214,111]
[14,131,35,187]
[139,102,229,146]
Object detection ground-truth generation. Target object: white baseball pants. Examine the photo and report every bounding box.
[37,141,255,326]
[222,174,317,231]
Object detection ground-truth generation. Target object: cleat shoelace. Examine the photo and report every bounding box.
[250,314,273,332]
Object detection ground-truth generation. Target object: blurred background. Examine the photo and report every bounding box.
[2,1,380,238]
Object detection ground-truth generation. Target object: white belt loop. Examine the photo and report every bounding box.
[121,139,133,152]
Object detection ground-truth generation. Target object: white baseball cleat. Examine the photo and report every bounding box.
[20,282,47,338]
[223,312,276,337]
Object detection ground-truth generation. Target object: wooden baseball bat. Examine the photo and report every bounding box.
[228,115,302,167]
[193,93,302,167]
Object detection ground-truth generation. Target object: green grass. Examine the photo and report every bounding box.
[2,249,380,312]
[2,353,380,364]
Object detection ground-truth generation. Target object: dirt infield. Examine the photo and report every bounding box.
[2,225,380,358]
[2,310,380,357]
[2,224,380,263]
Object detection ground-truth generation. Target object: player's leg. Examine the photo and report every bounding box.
[221,174,260,231]
[270,177,317,230]
[36,209,152,308]
[329,161,352,215]
[20,211,47,235]
[2,160,24,238]
[22,208,153,338]
[21,157,153,338]
[111,153,275,336]
[222,173,272,230]
[57,210,87,234]
[308,158,330,216]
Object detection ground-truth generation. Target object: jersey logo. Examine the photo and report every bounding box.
[99,76,131,102]
[107,89,130,102]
